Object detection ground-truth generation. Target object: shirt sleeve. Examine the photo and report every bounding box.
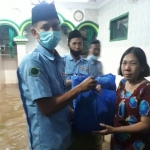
[139,83,150,116]
[19,57,53,101]
[100,62,103,75]
[88,62,92,76]
[63,56,72,81]
[87,61,92,76]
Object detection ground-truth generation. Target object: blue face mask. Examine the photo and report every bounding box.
[89,55,100,60]
[36,29,61,50]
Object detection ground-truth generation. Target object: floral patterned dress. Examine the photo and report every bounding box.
[111,79,150,150]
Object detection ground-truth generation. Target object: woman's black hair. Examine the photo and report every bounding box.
[118,47,150,78]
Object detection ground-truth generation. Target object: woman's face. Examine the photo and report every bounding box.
[121,53,143,82]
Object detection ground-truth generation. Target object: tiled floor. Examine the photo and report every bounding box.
[0,85,110,150]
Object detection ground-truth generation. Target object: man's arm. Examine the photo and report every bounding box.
[36,76,96,116]
[20,57,96,117]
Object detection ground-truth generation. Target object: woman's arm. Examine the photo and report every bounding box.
[114,116,150,133]
[92,116,150,135]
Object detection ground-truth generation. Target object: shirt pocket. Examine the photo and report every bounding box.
[65,68,74,80]
[78,65,89,75]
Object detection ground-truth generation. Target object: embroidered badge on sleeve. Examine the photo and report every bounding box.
[29,67,40,76]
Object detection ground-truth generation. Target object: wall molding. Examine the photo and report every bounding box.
[0,13,99,37]
[76,20,99,33]
[0,19,20,35]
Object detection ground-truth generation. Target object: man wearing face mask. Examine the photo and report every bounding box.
[65,37,103,150]
[63,30,91,108]
[87,39,103,76]
[16,3,97,150]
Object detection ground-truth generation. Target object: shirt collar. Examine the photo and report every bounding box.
[69,53,84,62]
[87,56,97,64]
[37,44,61,60]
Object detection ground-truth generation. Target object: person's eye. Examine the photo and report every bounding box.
[41,25,49,31]
[131,62,136,65]
[122,62,126,65]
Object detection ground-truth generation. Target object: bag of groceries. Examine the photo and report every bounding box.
[71,73,116,134]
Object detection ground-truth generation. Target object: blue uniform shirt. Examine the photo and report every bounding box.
[87,56,103,77]
[63,54,90,92]
[17,44,72,150]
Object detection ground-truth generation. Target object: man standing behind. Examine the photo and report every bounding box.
[17,3,96,150]
[87,39,103,76]
[63,31,102,150]
[63,30,90,100]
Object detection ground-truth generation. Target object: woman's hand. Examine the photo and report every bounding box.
[92,123,115,135]
[92,116,150,135]
[96,84,101,93]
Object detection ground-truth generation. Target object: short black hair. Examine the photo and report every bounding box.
[90,39,100,45]
[118,47,150,78]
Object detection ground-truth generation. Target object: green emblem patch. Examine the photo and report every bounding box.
[29,67,40,76]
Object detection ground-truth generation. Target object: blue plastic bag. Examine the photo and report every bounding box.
[95,73,116,90]
[71,74,116,134]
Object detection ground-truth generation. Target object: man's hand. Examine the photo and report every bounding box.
[92,123,115,135]
[79,76,97,92]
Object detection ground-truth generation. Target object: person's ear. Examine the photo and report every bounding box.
[31,28,39,39]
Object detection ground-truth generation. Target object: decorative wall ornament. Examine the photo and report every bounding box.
[73,10,84,22]
[12,8,21,14]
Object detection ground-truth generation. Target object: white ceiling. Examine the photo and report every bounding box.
[54,0,111,9]
[30,0,111,9]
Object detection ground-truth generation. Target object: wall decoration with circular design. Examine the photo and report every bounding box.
[73,10,84,22]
